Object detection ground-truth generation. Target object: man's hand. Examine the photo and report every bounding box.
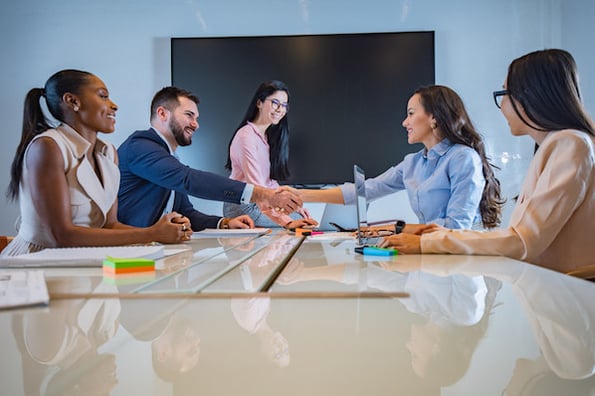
[228,215,255,229]
[252,185,303,214]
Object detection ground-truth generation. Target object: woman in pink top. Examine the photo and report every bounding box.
[224,80,317,229]
[378,49,595,273]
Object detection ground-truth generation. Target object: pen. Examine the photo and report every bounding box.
[301,231,324,236]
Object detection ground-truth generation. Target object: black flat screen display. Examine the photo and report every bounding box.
[171,31,434,186]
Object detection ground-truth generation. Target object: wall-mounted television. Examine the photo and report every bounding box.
[171,31,434,186]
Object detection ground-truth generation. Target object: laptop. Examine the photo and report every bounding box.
[317,203,357,232]
[354,164,382,247]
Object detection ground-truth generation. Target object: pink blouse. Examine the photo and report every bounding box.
[229,122,293,225]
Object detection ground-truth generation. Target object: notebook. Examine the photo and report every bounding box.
[354,164,382,247]
[0,245,167,268]
[0,271,49,310]
[191,228,271,238]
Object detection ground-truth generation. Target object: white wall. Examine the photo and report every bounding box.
[0,0,593,234]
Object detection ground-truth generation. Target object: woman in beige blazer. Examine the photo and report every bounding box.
[379,49,595,273]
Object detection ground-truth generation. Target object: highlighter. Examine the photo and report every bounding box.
[354,246,398,256]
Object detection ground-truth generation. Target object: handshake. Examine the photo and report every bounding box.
[253,185,302,214]
[254,185,318,229]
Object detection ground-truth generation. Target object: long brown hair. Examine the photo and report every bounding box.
[416,85,504,228]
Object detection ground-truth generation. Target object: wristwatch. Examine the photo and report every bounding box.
[394,220,406,234]
[220,218,231,229]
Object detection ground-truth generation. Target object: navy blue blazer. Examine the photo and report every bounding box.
[117,128,247,231]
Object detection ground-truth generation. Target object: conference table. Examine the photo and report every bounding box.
[0,231,593,395]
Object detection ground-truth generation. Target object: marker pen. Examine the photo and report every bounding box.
[354,246,398,256]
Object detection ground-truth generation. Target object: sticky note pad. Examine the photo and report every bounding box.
[102,257,155,274]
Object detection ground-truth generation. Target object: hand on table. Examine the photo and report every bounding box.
[377,233,421,254]
[228,215,255,229]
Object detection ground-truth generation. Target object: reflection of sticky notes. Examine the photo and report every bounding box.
[102,271,156,286]
[102,257,155,274]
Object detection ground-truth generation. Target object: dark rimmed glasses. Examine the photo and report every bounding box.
[267,98,289,113]
[493,90,510,109]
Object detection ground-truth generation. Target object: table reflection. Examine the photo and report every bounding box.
[11,278,120,395]
[400,255,595,394]
[231,297,290,367]
[275,244,499,389]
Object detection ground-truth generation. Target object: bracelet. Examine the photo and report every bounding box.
[394,220,406,234]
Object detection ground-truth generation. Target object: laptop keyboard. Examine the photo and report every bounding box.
[358,235,382,247]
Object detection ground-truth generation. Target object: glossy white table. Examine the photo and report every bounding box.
[0,233,593,395]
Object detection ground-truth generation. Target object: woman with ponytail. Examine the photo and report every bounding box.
[2,69,190,256]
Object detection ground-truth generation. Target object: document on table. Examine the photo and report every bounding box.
[191,228,271,238]
[0,270,49,310]
[0,245,185,268]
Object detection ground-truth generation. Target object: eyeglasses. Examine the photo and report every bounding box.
[493,90,510,109]
[267,98,289,112]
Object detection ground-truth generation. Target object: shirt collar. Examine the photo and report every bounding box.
[246,122,268,143]
[151,127,175,155]
[424,138,453,159]
[56,123,110,158]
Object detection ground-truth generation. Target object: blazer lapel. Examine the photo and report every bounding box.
[76,142,119,217]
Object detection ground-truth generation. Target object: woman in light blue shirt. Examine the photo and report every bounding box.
[300,85,503,231]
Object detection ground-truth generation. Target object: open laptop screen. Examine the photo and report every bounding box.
[354,165,381,247]
[317,203,357,232]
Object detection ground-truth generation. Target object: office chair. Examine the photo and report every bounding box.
[0,236,13,253]
[566,265,595,282]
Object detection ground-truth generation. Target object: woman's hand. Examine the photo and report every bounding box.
[285,218,318,230]
[297,206,312,219]
[153,212,193,243]
[404,223,444,235]
[377,233,421,253]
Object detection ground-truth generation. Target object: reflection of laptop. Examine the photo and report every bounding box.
[317,203,357,232]
[354,165,382,247]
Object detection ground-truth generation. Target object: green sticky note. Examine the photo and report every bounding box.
[102,256,155,269]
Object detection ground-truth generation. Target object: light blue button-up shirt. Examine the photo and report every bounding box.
[340,139,485,229]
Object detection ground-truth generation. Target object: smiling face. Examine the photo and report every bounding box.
[402,93,439,149]
[168,96,199,147]
[76,75,118,134]
[254,90,288,127]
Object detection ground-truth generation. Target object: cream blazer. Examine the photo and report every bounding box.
[7,124,119,253]
[422,129,595,273]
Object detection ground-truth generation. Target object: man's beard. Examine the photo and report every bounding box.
[169,117,192,147]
